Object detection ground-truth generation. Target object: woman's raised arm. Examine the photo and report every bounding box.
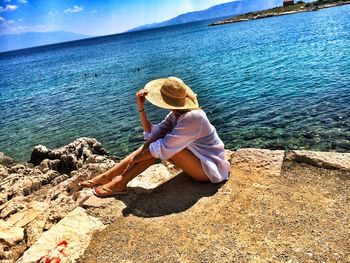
[136,89,152,133]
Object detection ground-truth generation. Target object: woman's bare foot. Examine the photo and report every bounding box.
[93,176,128,197]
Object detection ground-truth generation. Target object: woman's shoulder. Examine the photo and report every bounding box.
[180,108,206,122]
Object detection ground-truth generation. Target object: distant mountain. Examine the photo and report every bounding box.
[128,0,283,32]
[0,31,90,52]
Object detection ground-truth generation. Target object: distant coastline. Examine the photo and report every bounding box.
[209,0,350,26]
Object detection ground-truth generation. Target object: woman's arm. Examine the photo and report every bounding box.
[133,141,153,163]
[149,112,202,160]
[123,141,153,173]
[136,89,152,133]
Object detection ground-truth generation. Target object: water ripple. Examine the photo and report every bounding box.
[1,5,350,161]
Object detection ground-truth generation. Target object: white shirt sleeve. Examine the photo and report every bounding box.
[143,112,175,141]
[149,112,202,160]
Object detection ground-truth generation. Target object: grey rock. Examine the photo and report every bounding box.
[231,148,285,177]
[29,137,110,174]
[81,195,114,208]
[0,152,15,168]
[0,220,24,246]
[8,164,25,173]
[287,150,350,170]
[17,207,105,263]
[0,197,28,220]
[37,159,60,173]
[0,165,9,178]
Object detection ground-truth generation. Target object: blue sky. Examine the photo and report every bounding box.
[0,0,234,36]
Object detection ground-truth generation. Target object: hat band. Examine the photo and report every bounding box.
[161,92,186,107]
[160,87,187,99]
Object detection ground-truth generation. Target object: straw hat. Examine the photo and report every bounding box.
[144,77,199,110]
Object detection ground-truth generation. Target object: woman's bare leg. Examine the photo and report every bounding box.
[94,157,156,194]
[93,148,210,195]
[169,148,210,182]
[81,145,144,185]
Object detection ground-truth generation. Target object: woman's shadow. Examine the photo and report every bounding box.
[115,172,225,218]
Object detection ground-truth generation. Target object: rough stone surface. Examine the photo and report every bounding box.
[287,150,350,170]
[79,156,350,263]
[0,165,58,205]
[17,207,105,263]
[127,163,175,194]
[6,201,49,227]
[24,211,49,247]
[0,196,28,220]
[224,149,235,163]
[0,152,16,168]
[29,137,110,174]
[81,195,114,208]
[231,148,285,177]
[1,139,350,262]
[0,220,24,246]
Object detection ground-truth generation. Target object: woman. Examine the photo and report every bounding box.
[79,77,230,197]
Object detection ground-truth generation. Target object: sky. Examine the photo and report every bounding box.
[0,0,235,36]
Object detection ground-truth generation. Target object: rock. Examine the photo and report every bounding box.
[6,201,49,227]
[225,149,235,164]
[50,173,69,186]
[287,150,350,171]
[0,165,9,178]
[37,159,60,173]
[17,207,105,263]
[231,148,285,177]
[11,177,42,197]
[81,195,114,208]
[0,242,11,261]
[0,152,15,168]
[29,138,110,174]
[29,145,50,166]
[252,183,270,190]
[39,170,61,185]
[24,212,49,247]
[80,146,350,263]
[8,164,25,173]
[76,189,94,206]
[0,197,28,220]
[0,220,24,246]
[0,167,61,204]
[127,164,175,194]
[44,203,76,230]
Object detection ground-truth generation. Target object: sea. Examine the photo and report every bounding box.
[1,5,350,162]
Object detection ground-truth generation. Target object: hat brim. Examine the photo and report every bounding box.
[144,78,199,110]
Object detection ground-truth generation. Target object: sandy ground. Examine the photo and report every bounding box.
[79,161,350,262]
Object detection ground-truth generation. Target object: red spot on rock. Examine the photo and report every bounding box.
[35,240,68,263]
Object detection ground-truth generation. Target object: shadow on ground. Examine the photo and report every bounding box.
[114,172,225,217]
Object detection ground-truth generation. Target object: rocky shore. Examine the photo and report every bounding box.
[0,138,349,262]
[209,1,350,26]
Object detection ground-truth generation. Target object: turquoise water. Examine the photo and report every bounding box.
[1,6,350,162]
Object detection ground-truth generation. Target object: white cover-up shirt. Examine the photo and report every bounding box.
[144,109,230,183]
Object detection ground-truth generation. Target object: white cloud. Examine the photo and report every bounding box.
[0,14,56,35]
[0,4,18,12]
[49,10,59,15]
[64,5,83,13]
[2,23,54,34]
[18,0,28,3]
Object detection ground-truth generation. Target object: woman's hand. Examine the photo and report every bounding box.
[124,144,152,173]
[136,89,148,110]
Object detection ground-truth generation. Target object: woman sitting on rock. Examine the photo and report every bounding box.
[79,77,230,197]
